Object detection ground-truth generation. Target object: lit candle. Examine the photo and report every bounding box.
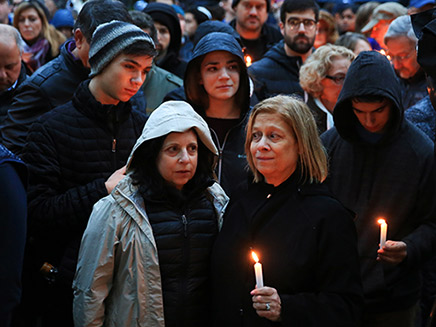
[245,55,252,67]
[251,251,264,288]
[378,218,387,249]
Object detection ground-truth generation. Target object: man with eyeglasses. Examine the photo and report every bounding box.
[384,15,428,110]
[230,0,282,63]
[248,0,318,101]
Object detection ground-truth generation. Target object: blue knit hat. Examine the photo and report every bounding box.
[88,20,155,77]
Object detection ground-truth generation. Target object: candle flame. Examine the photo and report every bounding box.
[245,55,252,67]
[251,251,259,263]
[377,49,391,61]
[378,218,386,225]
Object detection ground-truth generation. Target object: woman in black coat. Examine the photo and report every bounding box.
[211,95,363,326]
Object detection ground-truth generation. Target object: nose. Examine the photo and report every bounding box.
[257,136,270,151]
[298,22,306,32]
[0,68,6,79]
[131,71,143,85]
[364,113,376,127]
[249,6,257,15]
[218,68,230,80]
[178,148,190,163]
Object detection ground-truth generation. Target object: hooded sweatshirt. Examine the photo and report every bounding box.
[73,101,228,327]
[321,51,436,312]
[184,32,251,196]
[144,3,187,78]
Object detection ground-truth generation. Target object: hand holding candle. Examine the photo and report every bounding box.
[378,218,387,249]
[251,251,264,288]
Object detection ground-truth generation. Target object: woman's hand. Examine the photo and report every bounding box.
[250,286,281,322]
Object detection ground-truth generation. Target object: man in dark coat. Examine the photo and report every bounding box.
[0,24,27,127]
[248,0,318,101]
[321,51,436,326]
[19,21,156,327]
[229,0,282,62]
[0,0,132,155]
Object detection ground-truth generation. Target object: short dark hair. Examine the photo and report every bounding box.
[129,10,157,43]
[280,0,320,24]
[74,0,132,43]
[352,95,387,103]
[130,129,216,196]
[122,40,158,58]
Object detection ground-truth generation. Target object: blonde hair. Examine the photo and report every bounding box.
[245,95,328,184]
[14,1,66,58]
[299,44,355,98]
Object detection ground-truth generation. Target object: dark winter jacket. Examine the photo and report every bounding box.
[0,144,27,327]
[248,40,304,101]
[144,3,187,78]
[211,173,363,326]
[321,51,436,313]
[405,95,436,141]
[0,62,27,128]
[184,32,251,196]
[21,80,147,286]
[229,19,282,62]
[0,40,89,155]
[400,68,428,110]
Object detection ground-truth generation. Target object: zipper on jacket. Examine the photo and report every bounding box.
[112,138,117,153]
[210,128,231,183]
[181,214,188,237]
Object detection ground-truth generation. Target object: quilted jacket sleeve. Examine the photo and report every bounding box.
[23,119,109,237]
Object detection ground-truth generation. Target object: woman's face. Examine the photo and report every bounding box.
[157,130,198,190]
[250,112,300,186]
[200,50,240,102]
[18,7,42,43]
[320,56,351,112]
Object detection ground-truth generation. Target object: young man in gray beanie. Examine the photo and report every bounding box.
[18,21,156,327]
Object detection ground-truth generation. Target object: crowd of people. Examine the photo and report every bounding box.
[1,0,436,326]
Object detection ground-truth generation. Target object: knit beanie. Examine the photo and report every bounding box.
[232,0,270,12]
[88,20,155,77]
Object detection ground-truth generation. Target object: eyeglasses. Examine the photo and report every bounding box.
[287,18,317,31]
[325,75,346,85]
[387,52,414,62]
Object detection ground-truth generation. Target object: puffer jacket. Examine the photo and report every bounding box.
[248,40,304,101]
[22,80,147,285]
[73,101,229,327]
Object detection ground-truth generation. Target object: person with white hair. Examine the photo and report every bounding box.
[0,24,27,127]
[384,15,428,109]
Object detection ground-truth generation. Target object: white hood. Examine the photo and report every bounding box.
[126,101,217,171]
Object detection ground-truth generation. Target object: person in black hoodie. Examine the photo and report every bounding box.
[184,31,250,196]
[19,21,156,327]
[321,51,436,326]
[144,2,187,79]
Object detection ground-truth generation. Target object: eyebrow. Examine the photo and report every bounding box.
[352,104,387,112]
[203,59,238,66]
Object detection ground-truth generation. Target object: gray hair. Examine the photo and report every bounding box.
[384,15,417,44]
[0,24,24,54]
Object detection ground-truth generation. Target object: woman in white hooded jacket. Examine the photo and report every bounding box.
[72,101,228,327]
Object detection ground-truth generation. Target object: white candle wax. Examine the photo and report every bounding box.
[254,262,264,288]
[378,219,387,249]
